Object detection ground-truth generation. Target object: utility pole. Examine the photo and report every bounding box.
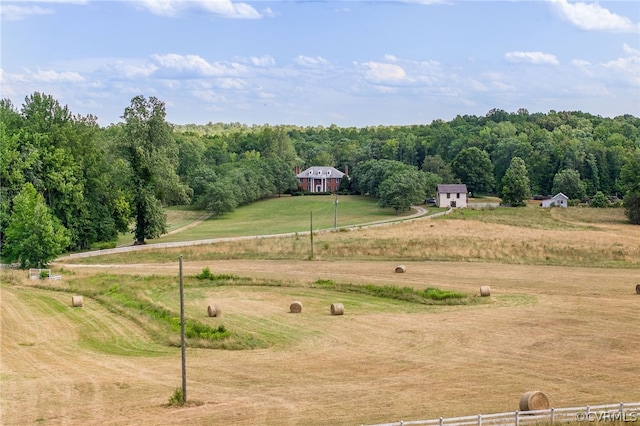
[179,255,187,403]
[310,211,313,259]
[334,193,338,231]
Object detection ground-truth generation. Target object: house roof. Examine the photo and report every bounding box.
[297,166,345,178]
[551,192,568,200]
[437,184,468,193]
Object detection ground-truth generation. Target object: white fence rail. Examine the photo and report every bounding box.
[364,402,640,426]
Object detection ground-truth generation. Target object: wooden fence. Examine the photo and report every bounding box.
[363,402,640,426]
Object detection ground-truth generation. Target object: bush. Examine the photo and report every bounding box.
[91,241,117,250]
[195,267,214,280]
[168,387,184,406]
[590,191,610,208]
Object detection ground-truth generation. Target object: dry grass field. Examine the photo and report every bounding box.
[2,206,640,425]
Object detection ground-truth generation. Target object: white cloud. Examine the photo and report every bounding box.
[504,51,560,65]
[27,68,84,83]
[294,56,329,67]
[102,61,158,79]
[1,0,88,20]
[136,0,262,19]
[0,4,52,21]
[362,62,407,83]
[250,56,275,67]
[549,0,640,33]
[217,78,246,90]
[602,44,640,86]
[151,53,244,77]
[622,44,640,57]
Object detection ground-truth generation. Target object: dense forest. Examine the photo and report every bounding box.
[1,92,639,267]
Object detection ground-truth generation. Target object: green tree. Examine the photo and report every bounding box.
[451,147,495,195]
[500,157,531,207]
[422,154,456,184]
[621,149,640,224]
[353,159,412,196]
[590,191,610,208]
[121,95,190,244]
[4,183,70,268]
[378,169,428,213]
[551,169,585,200]
[201,178,238,216]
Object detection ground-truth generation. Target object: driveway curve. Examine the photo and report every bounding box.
[58,205,450,260]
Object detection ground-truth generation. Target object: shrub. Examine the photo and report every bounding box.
[195,267,214,280]
[590,191,610,208]
[168,387,184,406]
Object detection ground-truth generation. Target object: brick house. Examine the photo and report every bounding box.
[296,166,345,193]
[436,184,468,208]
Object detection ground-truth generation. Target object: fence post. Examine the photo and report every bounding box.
[477,414,482,426]
[515,410,519,426]
[550,407,555,423]
[620,402,624,417]
[586,405,590,420]
[439,417,444,426]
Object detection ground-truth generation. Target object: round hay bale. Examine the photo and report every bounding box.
[519,391,549,411]
[330,303,344,316]
[395,265,406,273]
[207,305,221,317]
[636,284,640,295]
[479,285,491,297]
[289,301,303,313]
[71,296,83,308]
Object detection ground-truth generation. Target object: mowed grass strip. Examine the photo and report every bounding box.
[75,203,640,268]
[154,195,412,243]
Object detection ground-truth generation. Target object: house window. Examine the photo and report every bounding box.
[447,193,450,199]
[456,193,460,199]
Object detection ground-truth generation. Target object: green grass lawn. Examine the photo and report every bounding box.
[147,195,423,244]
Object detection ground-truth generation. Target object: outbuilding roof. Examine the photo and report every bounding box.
[437,184,468,193]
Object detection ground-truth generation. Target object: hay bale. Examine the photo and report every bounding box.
[330,303,344,316]
[207,305,221,317]
[395,265,406,273]
[71,296,83,308]
[289,301,303,313]
[519,391,549,411]
[480,285,491,297]
[636,284,640,295]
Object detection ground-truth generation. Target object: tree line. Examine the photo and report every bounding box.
[1,93,639,267]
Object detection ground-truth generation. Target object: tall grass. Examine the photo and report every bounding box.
[70,204,640,269]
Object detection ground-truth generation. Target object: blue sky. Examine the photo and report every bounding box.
[1,0,639,127]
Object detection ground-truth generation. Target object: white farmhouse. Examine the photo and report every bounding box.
[541,192,569,208]
[436,184,468,208]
